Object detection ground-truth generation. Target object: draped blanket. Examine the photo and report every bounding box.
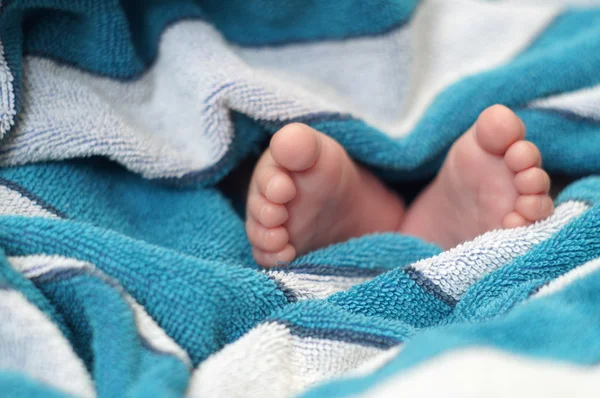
[1,0,600,396]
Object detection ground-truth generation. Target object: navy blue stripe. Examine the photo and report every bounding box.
[404,267,457,307]
[14,262,49,276]
[280,263,389,278]
[278,320,401,350]
[0,177,67,218]
[29,267,89,284]
[259,112,354,130]
[29,265,121,292]
[269,276,298,303]
[204,82,237,104]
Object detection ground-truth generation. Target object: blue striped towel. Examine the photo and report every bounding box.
[1,0,600,396]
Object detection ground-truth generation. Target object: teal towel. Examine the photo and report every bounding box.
[1,1,600,397]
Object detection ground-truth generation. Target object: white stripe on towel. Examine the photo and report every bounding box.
[412,201,589,301]
[358,348,600,398]
[267,271,371,301]
[188,322,391,398]
[3,21,344,179]
[0,38,16,137]
[530,84,600,121]
[0,185,59,219]
[237,0,562,137]
[3,1,561,177]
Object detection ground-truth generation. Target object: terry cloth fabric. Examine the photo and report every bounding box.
[1,0,600,396]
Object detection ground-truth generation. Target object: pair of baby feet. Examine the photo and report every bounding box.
[246,105,553,267]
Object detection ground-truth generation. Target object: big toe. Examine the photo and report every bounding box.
[270,123,322,172]
[475,104,525,156]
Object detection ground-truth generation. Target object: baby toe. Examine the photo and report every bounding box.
[503,211,529,229]
[270,123,321,172]
[246,218,289,252]
[515,167,550,195]
[505,141,542,173]
[252,244,297,268]
[475,105,526,156]
[247,194,289,228]
[515,194,554,222]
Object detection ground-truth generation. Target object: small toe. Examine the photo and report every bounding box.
[270,123,321,172]
[247,194,289,228]
[256,168,296,204]
[503,211,529,229]
[475,104,525,156]
[514,168,550,195]
[505,141,542,173]
[246,218,289,252]
[515,195,554,222]
[253,244,297,268]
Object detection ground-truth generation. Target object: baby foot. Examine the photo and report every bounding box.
[400,105,553,247]
[246,123,405,267]
[246,105,553,267]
